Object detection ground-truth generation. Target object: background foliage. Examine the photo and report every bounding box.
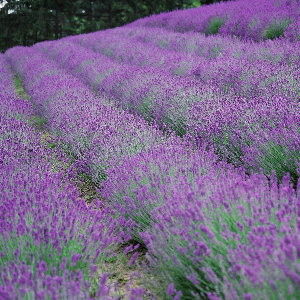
[0,0,231,52]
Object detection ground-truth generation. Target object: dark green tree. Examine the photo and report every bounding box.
[0,0,227,52]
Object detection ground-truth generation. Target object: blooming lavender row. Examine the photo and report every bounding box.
[100,138,300,299]
[128,0,300,42]
[68,29,300,102]
[34,39,300,180]
[105,26,300,67]
[5,46,169,185]
[0,54,129,299]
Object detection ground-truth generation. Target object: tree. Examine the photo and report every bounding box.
[0,0,227,52]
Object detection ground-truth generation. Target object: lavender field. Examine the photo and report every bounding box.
[1,0,300,299]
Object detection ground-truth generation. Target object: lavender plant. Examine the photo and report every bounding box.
[127,0,300,42]
[0,54,130,299]
[108,26,300,66]
[101,129,299,299]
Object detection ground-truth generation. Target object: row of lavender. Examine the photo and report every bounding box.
[33,36,300,181]
[68,29,300,104]
[69,27,300,79]
[5,47,169,185]
[5,45,300,299]
[0,54,136,299]
[128,0,300,42]
[108,26,300,66]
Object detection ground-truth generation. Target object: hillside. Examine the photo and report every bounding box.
[1,0,299,299]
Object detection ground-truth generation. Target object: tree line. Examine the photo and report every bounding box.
[0,0,231,52]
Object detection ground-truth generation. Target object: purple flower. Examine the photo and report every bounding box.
[166,283,177,296]
[37,261,47,273]
[244,294,253,300]
[71,254,82,264]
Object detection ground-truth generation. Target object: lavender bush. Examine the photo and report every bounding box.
[0,55,130,299]
[101,133,299,299]
[143,171,300,299]
[109,27,300,66]
[128,0,300,42]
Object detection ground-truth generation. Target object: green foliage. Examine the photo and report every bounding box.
[209,44,223,58]
[28,115,48,130]
[182,0,202,9]
[152,204,254,299]
[137,96,155,121]
[110,170,162,242]
[0,235,88,276]
[76,171,99,202]
[128,208,156,233]
[160,262,214,299]
[13,74,49,131]
[92,165,108,183]
[163,115,187,137]
[116,189,158,241]
[263,19,291,40]
[206,17,225,35]
[259,142,300,182]
[152,242,218,299]
[13,74,30,100]
[173,62,192,76]
[46,141,56,149]
[208,206,250,249]
[213,131,244,166]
